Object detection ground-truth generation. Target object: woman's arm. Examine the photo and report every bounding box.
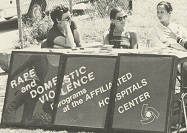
[73,29,83,47]
[130,31,138,49]
[103,31,109,45]
[54,22,76,48]
[65,23,76,48]
[165,26,187,49]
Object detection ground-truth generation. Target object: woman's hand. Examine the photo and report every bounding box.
[63,20,71,31]
[164,27,178,40]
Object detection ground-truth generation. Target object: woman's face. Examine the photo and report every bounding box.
[157,5,171,22]
[113,11,127,28]
[59,11,71,27]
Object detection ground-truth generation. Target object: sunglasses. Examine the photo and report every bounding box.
[116,15,127,21]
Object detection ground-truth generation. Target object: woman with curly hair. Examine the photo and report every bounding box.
[45,5,82,49]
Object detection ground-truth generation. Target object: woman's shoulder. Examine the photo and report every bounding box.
[169,22,180,27]
[103,30,109,38]
[127,29,137,34]
[170,22,187,30]
[149,22,164,30]
[148,23,163,35]
[104,30,109,35]
[48,24,59,34]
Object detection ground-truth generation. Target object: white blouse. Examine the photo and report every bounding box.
[149,22,187,48]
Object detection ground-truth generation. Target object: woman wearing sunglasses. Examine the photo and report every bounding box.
[103,7,138,49]
[45,5,82,49]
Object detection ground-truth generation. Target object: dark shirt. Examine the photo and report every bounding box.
[110,34,131,48]
[107,31,135,49]
[46,20,77,48]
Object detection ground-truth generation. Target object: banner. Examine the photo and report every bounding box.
[2,51,60,126]
[54,54,117,129]
[112,54,178,133]
[1,51,179,133]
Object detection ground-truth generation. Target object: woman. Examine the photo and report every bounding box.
[103,7,138,49]
[149,3,187,128]
[149,1,187,49]
[149,1,187,81]
[45,5,82,49]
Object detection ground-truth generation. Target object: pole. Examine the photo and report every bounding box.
[16,0,23,48]
[129,0,133,11]
[69,0,73,14]
[128,0,133,15]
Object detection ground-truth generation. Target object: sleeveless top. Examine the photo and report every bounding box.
[108,31,132,48]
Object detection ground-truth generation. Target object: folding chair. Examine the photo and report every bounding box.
[173,63,187,133]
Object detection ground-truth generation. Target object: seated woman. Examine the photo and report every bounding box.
[43,5,82,49]
[148,1,187,49]
[149,2,187,128]
[103,7,138,49]
[149,1,187,84]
